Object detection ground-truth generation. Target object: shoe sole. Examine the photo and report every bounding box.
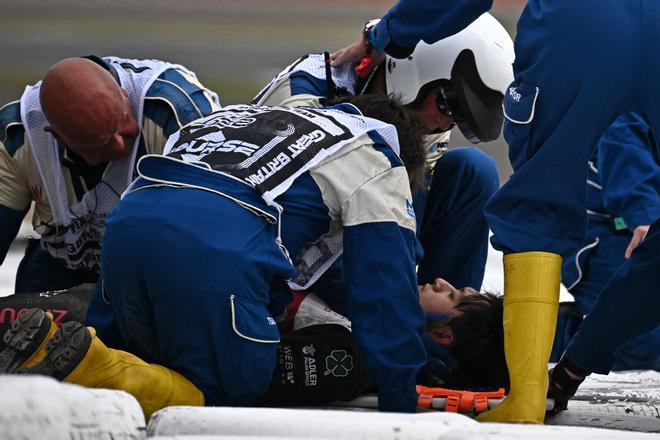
[23,321,92,381]
[0,308,52,374]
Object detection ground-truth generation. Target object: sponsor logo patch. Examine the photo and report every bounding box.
[406,199,416,218]
[325,349,354,377]
[303,343,318,387]
[508,87,521,103]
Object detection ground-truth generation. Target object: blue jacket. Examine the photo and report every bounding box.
[372,0,493,55]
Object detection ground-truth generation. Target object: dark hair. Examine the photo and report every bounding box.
[320,94,427,193]
[441,292,509,390]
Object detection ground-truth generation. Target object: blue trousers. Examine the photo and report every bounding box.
[14,239,98,294]
[485,0,660,373]
[568,220,660,373]
[562,223,660,370]
[100,183,294,406]
[415,147,499,290]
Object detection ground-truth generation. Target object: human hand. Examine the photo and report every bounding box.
[330,39,366,66]
[330,39,385,74]
[625,224,650,259]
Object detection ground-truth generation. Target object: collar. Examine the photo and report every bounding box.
[81,55,121,84]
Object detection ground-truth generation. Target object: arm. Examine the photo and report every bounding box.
[331,0,492,66]
[341,163,427,413]
[0,204,26,265]
[596,113,660,231]
[373,0,494,56]
[143,67,221,153]
[0,107,32,263]
[253,54,346,106]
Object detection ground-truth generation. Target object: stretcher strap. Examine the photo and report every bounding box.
[416,385,505,414]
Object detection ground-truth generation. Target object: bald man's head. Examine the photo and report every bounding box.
[40,58,139,165]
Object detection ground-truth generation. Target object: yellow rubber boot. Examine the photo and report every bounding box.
[41,322,204,419]
[477,251,560,424]
[0,309,59,373]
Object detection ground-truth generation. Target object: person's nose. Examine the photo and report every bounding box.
[432,278,455,293]
[105,133,127,159]
[437,113,454,132]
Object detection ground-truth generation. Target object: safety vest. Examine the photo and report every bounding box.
[156,103,401,289]
[20,57,193,272]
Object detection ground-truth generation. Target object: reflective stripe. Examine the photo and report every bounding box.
[230,295,281,344]
[587,179,603,190]
[566,237,600,291]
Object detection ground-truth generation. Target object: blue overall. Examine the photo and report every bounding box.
[484,1,660,374]
[413,148,498,288]
[560,113,660,371]
[373,0,660,374]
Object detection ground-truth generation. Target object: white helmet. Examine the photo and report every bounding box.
[385,13,514,143]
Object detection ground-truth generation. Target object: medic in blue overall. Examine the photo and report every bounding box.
[332,0,660,424]
[560,112,660,371]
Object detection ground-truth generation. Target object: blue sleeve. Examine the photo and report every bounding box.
[373,0,493,56]
[596,113,660,229]
[0,204,26,265]
[144,68,220,138]
[289,72,328,98]
[343,222,427,412]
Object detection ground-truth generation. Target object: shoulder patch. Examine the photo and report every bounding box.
[145,69,215,128]
[0,101,25,156]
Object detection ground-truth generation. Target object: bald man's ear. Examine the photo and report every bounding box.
[426,325,454,346]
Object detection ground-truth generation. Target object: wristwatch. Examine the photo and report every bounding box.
[362,18,381,51]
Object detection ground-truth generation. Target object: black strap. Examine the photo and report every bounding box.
[324,52,335,100]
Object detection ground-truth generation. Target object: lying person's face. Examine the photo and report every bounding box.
[418,278,478,317]
[419,278,479,346]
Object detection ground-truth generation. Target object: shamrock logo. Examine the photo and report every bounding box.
[325,349,354,377]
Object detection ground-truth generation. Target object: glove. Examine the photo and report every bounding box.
[547,354,589,415]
